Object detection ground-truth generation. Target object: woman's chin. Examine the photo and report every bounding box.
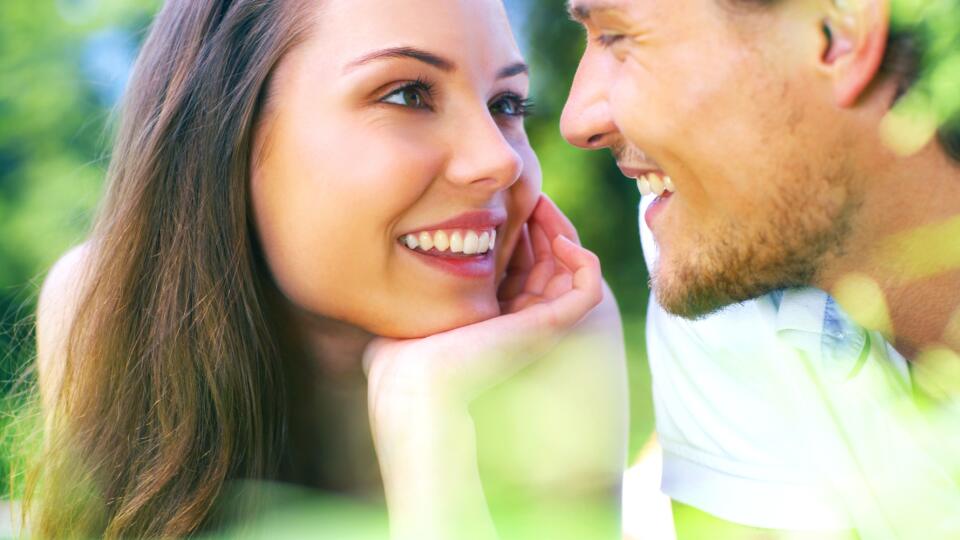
[373,299,501,339]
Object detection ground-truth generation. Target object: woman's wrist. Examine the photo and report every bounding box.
[374,407,499,540]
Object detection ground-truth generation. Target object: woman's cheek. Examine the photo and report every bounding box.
[496,141,543,281]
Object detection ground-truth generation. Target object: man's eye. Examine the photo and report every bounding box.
[381,82,433,110]
[489,93,535,118]
[595,34,625,48]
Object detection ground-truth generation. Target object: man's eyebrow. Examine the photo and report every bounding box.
[498,62,529,79]
[567,0,590,22]
[344,47,455,73]
[566,0,620,23]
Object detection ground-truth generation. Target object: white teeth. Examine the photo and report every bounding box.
[434,230,449,252]
[463,230,479,255]
[402,228,497,255]
[637,171,675,196]
[449,231,464,253]
[637,176,652,196]
[418,231,434,251]
[405,234,419,249]
[648,173,665,196]
[478,232,490,253]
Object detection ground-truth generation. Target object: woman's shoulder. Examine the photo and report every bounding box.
[36,242,94,409]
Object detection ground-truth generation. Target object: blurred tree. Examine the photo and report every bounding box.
[0,0,160,495]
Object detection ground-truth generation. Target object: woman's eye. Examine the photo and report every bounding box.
[489,94,533,118]
[381,84,431,110]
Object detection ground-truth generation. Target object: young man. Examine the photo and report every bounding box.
[560,0,960,537]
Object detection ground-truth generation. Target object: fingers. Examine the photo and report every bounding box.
[553,235,599,290]
[542,272,575,300]
[501,222,569,312]
[497,224,533,303]
[368,196,602,403]
[434,239,603,397]
[506,223,535,273]
[501,198,583,311]
[532,194,581,245]
[521,222,557,296]
[532,235,602,327]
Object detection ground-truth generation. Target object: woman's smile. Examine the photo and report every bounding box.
[396,208,504,278]
[249,0,540,337]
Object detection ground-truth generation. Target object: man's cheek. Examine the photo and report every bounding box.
[609,80,650,146]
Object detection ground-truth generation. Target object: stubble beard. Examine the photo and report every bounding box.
[652,165,857,319]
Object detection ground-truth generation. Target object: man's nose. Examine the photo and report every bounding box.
[560,50,619,150]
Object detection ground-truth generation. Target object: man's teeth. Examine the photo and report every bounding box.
[402,229,497,255]
[636,172,675,197]
[663,175,676,192]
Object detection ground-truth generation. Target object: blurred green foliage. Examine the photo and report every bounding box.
[0,0,162,498]
[883,0,960,154]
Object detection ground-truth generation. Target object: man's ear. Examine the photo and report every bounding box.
[819,0,890,108]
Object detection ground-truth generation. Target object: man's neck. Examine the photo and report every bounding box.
[818,143,960,363]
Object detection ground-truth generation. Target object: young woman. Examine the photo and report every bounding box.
[28,0,628,538]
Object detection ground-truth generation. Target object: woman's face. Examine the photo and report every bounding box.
[251,0,541,338]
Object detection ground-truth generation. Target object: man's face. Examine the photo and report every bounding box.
[561,0,860,318]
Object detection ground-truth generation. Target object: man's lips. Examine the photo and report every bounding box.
[617,164,661,179]
[644,192,671,229]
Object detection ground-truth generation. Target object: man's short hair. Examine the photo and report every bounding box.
[726,0,960,163]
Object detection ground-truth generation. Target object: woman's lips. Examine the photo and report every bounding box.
[401,245,496,278]
[399,209,506,237]
[398,210,504,279]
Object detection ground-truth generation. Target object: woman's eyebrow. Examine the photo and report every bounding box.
[344,47,455,73]
[498,62,529,79]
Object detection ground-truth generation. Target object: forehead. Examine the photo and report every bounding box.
[309,0,523,67]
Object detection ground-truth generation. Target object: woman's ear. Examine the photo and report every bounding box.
[819,0,890,108]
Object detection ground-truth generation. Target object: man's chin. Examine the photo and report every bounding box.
[653,282,731,320]
[652,268,759,320]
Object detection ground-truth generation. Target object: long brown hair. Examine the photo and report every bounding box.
[24,0,314,536]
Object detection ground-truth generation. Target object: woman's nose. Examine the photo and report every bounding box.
[444,112,523,192]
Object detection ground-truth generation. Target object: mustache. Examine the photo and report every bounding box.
[611,143,649,165]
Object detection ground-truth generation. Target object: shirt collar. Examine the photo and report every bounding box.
[770,288,870,380]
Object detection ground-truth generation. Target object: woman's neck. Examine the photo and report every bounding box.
[292,310,375,378]
[274,298,383,499]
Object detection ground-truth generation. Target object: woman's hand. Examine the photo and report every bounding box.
[366,195,602,403]
[364,195,608,540]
